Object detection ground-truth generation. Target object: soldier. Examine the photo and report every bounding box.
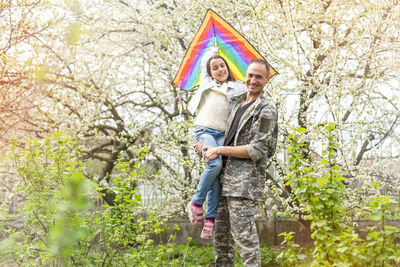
[201,59,278,266]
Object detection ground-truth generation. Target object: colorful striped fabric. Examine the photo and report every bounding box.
[173,9,277,90]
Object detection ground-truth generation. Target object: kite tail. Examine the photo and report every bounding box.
[177,88,183,115]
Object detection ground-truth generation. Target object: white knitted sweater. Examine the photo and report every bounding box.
[194,83,229,132]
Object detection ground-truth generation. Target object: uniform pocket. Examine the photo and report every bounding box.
[259,117,270,133]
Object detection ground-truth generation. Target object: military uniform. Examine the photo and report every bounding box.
[214,93,278,266]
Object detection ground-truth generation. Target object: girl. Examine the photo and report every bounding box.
[187,46,247,239]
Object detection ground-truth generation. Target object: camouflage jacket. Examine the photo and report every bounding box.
[220,93,278,201]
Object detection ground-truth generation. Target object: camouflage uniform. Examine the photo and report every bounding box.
[214,93,278,267]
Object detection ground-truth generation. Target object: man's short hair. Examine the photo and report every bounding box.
[249,59,270,78]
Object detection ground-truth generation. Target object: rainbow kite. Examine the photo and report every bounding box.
[173,9,277,90]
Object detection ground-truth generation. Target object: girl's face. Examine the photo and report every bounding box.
[209,58,229,84]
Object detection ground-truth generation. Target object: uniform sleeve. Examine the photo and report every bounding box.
[246,104,278,162]
[200,46,219,82]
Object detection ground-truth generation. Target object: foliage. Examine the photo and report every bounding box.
[1,1,400,265]
[1,0,400,222]
[277,231,306,266]
[135,241,279,267]
[278,124,400,266]
[0,133,182,266]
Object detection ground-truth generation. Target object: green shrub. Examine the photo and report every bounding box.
[0,133,176,266]
[278,123,400,266]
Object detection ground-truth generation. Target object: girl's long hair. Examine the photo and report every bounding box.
[206,55,235,82]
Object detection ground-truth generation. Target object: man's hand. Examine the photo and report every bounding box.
[193,139,204,157]
[203,146,219,163]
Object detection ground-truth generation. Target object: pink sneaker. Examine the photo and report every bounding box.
[187,201,204,229]
[201,220,214,239]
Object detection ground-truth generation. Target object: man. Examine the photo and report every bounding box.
[202,59,278,266]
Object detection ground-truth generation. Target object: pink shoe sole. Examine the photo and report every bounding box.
[187,201,204,229]
[201,220,214,239]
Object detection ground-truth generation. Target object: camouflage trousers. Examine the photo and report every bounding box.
[213,196,261,267]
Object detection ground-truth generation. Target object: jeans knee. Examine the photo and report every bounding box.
[207,157,222,173]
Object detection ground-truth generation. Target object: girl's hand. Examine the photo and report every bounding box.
[193,139,204,157]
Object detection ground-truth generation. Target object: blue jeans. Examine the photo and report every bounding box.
[192,126,225,218]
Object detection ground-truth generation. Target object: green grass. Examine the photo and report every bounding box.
[137,241,280,266]
[0,237,281,266]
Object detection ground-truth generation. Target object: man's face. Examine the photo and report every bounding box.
[245,62,269,96]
